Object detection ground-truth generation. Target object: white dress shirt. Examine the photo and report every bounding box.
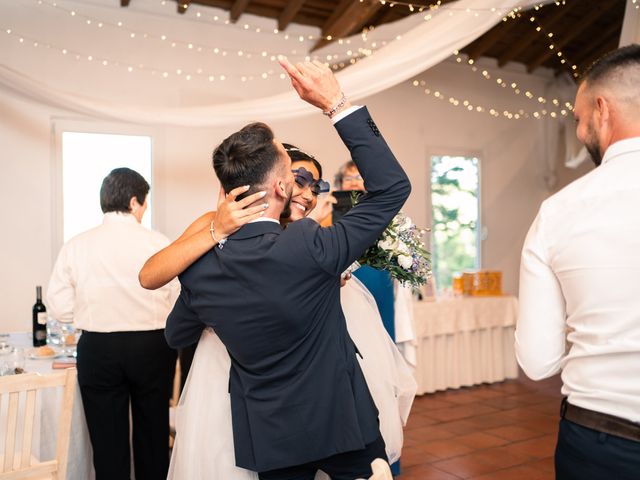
[47,212,179,332]
[516,137,640,423]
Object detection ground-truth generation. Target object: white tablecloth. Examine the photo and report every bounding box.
[411,296,519,394]
[7,333,93,480]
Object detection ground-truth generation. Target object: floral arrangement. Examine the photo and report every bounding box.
[356,204,431,289]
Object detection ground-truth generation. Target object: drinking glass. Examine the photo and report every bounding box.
[46,317,63,345]
[60,322,79,357]
[9,348,25,374]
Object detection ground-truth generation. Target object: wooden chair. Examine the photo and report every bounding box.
[369,458,393,480]
[0,369,76,479]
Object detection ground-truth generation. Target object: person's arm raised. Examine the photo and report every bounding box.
[139,186,268,290]
[279,57,411,277]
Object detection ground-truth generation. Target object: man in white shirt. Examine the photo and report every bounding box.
[516,44,640,480]
[48,168,178,480]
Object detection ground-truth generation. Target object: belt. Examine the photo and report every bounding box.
[561,398,640,443]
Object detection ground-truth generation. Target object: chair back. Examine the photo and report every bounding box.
[0,369,76,479]
[369,458,393,480]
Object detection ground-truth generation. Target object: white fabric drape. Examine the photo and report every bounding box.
[0,0,543,127]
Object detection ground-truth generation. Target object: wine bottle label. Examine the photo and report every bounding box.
[36,330,46,340]
[37,312,47,325]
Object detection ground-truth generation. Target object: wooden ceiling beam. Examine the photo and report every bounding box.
[120,0,130,6]
[177,0,192,14]
[230,0,251,22]
[466,18,519,61]
[527,0,614,72]
[278,0,307,31]
[572,22,622,72]
[311,0,383,51]
[498,1,576,67]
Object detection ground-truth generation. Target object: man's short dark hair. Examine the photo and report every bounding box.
[581,44,640,87]
[213,123,281,200]
[100,167,149,213]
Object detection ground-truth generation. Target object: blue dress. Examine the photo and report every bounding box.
[353,266,401,476]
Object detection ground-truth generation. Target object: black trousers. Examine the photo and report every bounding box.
[555,418,640,480]
[178,342,197,393]
[77,329,176,480]
[258,434,387,480]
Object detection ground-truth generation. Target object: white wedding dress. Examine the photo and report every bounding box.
[167,277,417,479]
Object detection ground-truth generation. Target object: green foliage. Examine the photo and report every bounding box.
[431,156,479,290]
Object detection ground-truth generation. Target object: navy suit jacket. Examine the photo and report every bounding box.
[165,107,411,471]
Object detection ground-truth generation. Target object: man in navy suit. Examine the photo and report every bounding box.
[165,58,411,480]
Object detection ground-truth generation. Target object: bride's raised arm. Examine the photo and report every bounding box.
[139,186,267,290]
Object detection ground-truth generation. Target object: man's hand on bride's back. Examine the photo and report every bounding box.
[214,186,269,239]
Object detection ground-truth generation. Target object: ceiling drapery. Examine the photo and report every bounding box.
[0,0,544,127]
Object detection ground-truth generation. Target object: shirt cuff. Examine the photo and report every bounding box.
[331,105,363,124]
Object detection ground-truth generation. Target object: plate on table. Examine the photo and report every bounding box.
[27,347,62,360]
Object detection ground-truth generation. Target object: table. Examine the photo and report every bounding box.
[6,333,94,480]
[411,296,519,394]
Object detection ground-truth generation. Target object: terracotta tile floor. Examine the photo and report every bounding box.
[399,373,562,479]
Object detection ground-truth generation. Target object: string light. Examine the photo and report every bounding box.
[41,0,324,41]
[453,53,574,110]
[410,79,569,120]
[524,2,579,78]
[1,23,379,82]
[27,0,401,78]
[0,26,311,83]
[36,0,313,56]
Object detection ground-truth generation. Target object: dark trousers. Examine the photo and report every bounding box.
[258,434,387,480]
[178,342,197,392]
[555,418,640,480]
[77,329,176,480]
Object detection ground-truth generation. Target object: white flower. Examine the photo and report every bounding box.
[378,237,397,251]
[398,254,413,270]
[400,216,413,231]
[396,241,410,255]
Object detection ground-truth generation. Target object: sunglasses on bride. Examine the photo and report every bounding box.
[292,167,330,196]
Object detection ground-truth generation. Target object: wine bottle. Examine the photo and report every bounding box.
[32,285,47,347]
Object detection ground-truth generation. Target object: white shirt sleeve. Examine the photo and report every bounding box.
[515,207,568,380]
[46,243,76,323]
[331,105,363,124]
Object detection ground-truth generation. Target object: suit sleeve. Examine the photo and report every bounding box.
[164,286,204,348]
[304,107,411,276]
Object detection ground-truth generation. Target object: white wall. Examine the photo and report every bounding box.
[0,54,561,332]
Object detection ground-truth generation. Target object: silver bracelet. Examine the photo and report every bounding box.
[209,221,228,249]
[323,93,347,118]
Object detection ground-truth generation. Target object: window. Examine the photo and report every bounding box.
[430,155,480,292]
[60,132,152,242]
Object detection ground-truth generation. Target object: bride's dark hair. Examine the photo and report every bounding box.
[282,143,323,177]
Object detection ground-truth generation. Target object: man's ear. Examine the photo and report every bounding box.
[594,96,610,127]
[274,178,287,200]
[129,196,140,213]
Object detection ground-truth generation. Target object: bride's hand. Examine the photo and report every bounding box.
[308,194,337,223]
[213,186,268,239]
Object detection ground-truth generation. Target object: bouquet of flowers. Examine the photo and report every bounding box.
[357,210,431,289]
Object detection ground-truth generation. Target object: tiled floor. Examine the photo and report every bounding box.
[399,374,563,479]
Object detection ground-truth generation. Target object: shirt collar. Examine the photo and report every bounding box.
[103,211,139,225]
[601,137,640,165]
[249,217,280,225]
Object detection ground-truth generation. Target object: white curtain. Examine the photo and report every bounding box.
[0,0,544,127]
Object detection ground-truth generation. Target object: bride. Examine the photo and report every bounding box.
[139,145,416,479]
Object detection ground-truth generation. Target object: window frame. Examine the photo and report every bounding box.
[51,118,158,262]
[428,149,483,290]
